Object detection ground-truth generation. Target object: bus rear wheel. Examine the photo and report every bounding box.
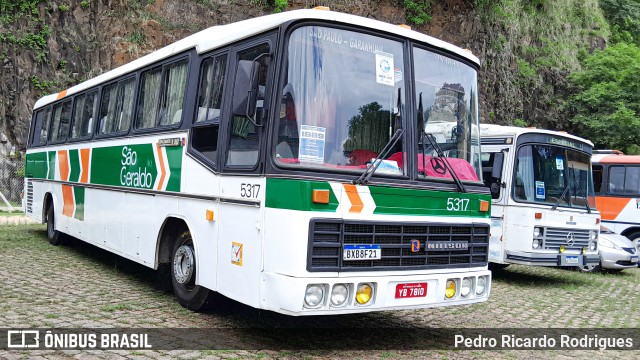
[46,205,64,246]
[171,231,214,311]
[627,231,640,267]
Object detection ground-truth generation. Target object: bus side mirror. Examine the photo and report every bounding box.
[491,152,504,180]
[232,60,260,120]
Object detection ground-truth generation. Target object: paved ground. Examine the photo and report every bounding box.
[0,224,638,359]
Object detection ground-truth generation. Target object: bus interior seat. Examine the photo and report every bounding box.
[348,149,378,166]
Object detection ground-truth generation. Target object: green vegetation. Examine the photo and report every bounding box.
[80,0,90,9]
[404,0,431,25]
[568,43,640,154]
[30,75,58,91]
[273,0,287,13]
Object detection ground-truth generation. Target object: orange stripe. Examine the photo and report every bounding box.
[599,155,640,164]
[79,148,90,183]
[156,144,166,191]
[58,150,69,181]
[595,196,631,220]
[57,89,67,99]
[343,184,364,213]
[61,185,75,217]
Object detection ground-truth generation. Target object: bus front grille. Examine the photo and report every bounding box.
[542,228,591,251]
[307,219,489,272]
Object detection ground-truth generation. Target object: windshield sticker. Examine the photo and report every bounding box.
[535,181,545,199]
[556,156,564,170]
[370,159,402,175]
[299,125,326,164]
[394,68,403,83]
[375,52,394,86]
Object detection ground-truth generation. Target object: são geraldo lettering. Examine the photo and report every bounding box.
[120,146,153,188]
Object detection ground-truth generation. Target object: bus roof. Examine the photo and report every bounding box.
[479,124,594,147]
[33,9,480,110]
[592,153,640,165]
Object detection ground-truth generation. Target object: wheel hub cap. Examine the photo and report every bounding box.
[173,245,195,284]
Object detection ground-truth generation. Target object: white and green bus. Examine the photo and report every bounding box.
[24,9,492,315]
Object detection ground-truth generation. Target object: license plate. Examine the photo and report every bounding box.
[343,244,381,261]
[565,255,579,264]
[395,283,428,298]
[631,256,638,263]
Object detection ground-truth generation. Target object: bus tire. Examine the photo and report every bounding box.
[46,205,65,246]
[171,231,214,311]
[627,231,640,267]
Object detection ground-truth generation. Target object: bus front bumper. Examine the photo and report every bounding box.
[505,250,599,267]
[259,269,491,316]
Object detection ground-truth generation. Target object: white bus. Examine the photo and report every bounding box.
[24,8,492,315]
[480,125,600,268]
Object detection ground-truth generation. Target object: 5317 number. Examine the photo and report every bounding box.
[240,183,260,198]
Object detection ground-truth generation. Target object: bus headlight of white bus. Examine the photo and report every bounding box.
[355,283,374,305]
[476,276,487,296]
[533,227,542,237]
[330,284,349,307]
[460,277,473,298]
[304,284,325,308]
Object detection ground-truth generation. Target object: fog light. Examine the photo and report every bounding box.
[330,284,349,307]
[445,279,457,299]
[355,283,373,305]
[476,276,487,296]
[461,277,472,298]
[304,285,324,308]
[532,239,541,249]
[559,245,566,253]
[533,227,541,237]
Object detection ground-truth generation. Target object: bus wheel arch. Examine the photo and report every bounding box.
[621,227,640,241]
[156,217,214,311]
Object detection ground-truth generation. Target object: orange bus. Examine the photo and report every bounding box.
[592,150,640,253]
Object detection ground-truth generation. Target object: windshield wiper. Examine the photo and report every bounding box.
[551,185,571,211]
[354,128,405,185]
[424,133,467,193]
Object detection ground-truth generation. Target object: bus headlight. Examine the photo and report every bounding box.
[533,227,542,237]
[355,283,374,305]
[532,239,541,249]
[589,241,597,251]
[330,284,349,307]
[445,279,457,299]
[476,276,487,296]
[461,278,472,298]
[590,231,597,241]
[304,284,325,308]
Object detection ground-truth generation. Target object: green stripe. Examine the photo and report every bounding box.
[73,186,85,221]
[68,149,80,182]
[265,178,491,217]
[47,151,56,180]
[25,152,47,179]
[265,178,339,212]
[370,186,490,217]
[165,146,183,192]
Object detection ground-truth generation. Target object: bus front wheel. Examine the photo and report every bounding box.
[46,205,64,246]
[171,231,214,311]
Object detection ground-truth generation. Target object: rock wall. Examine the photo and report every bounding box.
[0,0,605,149]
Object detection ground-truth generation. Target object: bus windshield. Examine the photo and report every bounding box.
[274,25,481,182]
[275,26,406,175]
[513,144,595,209]
[414,47,481,183]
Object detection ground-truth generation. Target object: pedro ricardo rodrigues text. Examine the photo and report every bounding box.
[454,334,634,350]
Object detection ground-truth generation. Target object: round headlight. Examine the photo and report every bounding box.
[476,276,487,296]
[533,227,541,237]
[445,279,457,299]
[461,278,472,298]
[532,239,540,249]
[304,285,324,308]
[330,284,349,307]
[590,241,597,251]
[356,283,373,305]
[590,231,597,240]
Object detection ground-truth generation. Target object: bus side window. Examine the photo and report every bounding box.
[31,107,51,146]
[608,166,625,194]
[49,100,72,143]
[70,90,97,139]
[625,166,640,195]
[592,165,603,194]
[191,54,228,167]
[481,152,503,199]
[137,59,188,129]
[226,43,270,168]
[98,78,135,135]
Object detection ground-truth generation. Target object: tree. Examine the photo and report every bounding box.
[568,43,640,154]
